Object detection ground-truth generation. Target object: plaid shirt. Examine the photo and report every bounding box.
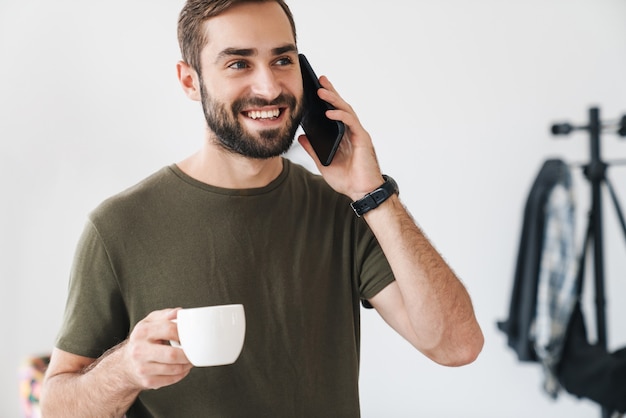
[532,167,578,398]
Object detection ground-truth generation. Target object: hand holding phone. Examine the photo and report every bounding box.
[298,54,345,166]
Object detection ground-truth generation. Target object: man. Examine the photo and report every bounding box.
[41,1,484,416]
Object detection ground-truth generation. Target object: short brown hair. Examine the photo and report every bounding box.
[178,0,297,73]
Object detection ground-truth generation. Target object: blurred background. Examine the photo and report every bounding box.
[1,0,625,416]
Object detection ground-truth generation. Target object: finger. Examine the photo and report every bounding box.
[318,75,336,93]
[140,369,192,391]
[166,308,182,320]
[152,343,192,367]
[131,311,182,346]
[133,360,192,390]
[144,357,193,376]
[144,307,181,321]
[124,339,192,389]
[317,76,354,112]
[314,80,361,131]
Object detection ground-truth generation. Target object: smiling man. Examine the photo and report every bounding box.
[40,1,483,417]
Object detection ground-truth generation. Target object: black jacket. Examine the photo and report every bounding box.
[498,158,569,361]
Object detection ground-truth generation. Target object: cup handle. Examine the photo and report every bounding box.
[169,319,181,348]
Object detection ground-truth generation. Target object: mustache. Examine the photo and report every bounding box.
[232,93,298,113]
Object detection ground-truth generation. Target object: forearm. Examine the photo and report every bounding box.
[41,343,140,417]
[364,195,484,365]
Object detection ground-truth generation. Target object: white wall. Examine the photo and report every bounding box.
[2,0,625,416]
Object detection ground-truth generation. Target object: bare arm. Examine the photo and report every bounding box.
[41,346,140,418]
[298,75,484,366]
[41,309,192,417]
[363,196,483,366]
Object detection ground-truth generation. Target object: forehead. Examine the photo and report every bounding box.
[202,2,296,57]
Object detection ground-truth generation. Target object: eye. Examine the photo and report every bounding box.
[228,60,249,70]
[275,56,294,67]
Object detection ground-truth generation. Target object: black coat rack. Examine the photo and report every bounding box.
[551,106,626,418]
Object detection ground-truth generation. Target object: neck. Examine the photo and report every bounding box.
[177,137,284,189]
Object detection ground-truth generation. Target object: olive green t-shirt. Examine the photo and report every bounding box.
[56,158,395,417]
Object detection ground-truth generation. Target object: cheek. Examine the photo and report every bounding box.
[279,69,303,99]
[287,79,304,107]
[291,77,304,100]
[201,75,245,105]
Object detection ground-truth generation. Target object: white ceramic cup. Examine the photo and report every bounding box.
[171,304,246,367]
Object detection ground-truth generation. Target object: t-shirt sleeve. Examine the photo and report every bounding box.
[55,220,129,358]
[355,221,395,307]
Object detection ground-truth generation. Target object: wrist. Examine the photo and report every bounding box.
[350,175,399,217]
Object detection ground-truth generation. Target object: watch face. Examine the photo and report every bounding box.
[382,175,399,196]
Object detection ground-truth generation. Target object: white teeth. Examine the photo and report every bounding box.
[247,109,280,120]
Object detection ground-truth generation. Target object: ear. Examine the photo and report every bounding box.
[176,60,201,101]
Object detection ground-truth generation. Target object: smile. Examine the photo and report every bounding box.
[244,108,282,120]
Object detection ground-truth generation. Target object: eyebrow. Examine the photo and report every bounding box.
[215,43,298,63]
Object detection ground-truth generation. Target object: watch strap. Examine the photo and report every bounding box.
[350,175,399,217]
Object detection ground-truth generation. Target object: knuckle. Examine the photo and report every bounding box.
[139,376,156,389]
[132,323,149,340]
[128,343,144,361]
[165,349,178,363]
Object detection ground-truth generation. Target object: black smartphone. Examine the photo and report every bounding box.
[298,54,345,166]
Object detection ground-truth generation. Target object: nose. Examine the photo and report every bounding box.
[250,66,282,100]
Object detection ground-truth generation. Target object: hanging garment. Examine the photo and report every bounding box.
[497,158,575,366]
[532,167,578,397]
[499,158,626,413]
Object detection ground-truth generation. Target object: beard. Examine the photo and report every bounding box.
[199,78,303,159]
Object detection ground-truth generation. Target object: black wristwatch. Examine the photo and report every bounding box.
[350,175,399,217]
